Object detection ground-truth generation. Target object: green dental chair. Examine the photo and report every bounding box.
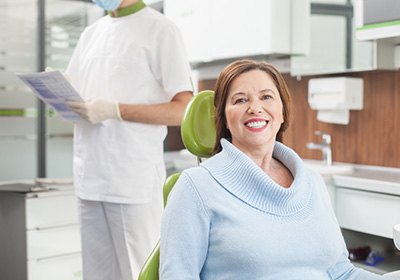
[137,90,216,280]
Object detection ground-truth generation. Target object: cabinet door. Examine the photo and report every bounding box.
[291,14,348,75]
[26,194,78,230]
[336,188,400,238]
[164,0,212,63]
[209,0,291,60]
[27,225,81,260]
[165,0,309,63]
[290,0,396,76]
[28,253,82,280]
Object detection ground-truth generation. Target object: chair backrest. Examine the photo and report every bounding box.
[181,90,216,159]
[137,90,216,280]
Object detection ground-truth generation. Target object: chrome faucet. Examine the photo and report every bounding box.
[306,131,332,166]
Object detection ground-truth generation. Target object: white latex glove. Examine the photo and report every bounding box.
[66,99,122,124]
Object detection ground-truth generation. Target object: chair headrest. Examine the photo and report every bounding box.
[181,90,216,158]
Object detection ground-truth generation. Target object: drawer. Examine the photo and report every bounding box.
[28,252,82,280]
[27,225,81,260]
[26,194,78,229]
[336,188,400,238]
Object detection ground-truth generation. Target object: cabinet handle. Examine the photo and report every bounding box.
[35,251,81,263]
[33,222,78,231]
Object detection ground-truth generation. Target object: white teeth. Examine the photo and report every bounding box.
[246,121,267,128]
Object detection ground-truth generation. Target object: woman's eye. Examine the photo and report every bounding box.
[261,94,273,101]
[233,98,247,104]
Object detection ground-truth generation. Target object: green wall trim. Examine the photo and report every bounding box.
[356,20,400,30]
[0,108,55,117]
[0,109,25,116]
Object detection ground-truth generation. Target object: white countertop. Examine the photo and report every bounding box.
[332,164,400,196]
[0,179,74,197]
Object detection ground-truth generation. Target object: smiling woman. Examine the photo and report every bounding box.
[213,60,292,154]
[159,59,398,280]
[224,69,284,159]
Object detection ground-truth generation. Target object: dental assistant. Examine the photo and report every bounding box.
[65,0,193,279]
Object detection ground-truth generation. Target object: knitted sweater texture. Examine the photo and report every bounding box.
[160,139,390,280]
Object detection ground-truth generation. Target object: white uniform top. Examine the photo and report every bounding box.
[66,7,193,204]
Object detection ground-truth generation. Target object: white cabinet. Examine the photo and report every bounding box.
[164,0,211,63]
[28,253,82,280]
[304,161,400,239]
[333,166,400,239]
[0,186,82,280]
[164,0,310,64]
[324,166,400,274]
[335,188,400,238]
[355,0,400,41]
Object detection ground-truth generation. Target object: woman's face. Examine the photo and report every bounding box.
[225,70,284,152]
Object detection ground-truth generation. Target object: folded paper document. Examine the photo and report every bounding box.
[16,70,86,123]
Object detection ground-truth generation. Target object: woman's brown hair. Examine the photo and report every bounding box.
[213,59,292,154]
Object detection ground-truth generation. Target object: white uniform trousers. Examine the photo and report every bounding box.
[78,194,163,280]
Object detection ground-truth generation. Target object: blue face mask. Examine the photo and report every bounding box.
[92,0,122,11]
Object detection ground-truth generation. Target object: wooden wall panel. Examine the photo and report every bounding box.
[167,70,400,168]
[283,70,400,168]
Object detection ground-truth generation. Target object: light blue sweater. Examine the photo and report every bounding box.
[160,139,392,279]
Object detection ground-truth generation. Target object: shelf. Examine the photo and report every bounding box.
[352,252,400,275]
[342,229,400,275]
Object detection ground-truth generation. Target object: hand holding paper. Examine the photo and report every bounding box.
[66,99,122,124]
[16,70,87,123]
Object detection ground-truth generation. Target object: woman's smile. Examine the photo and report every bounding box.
[244,118,269,131]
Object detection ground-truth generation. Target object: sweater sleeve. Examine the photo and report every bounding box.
[160,171,210,280]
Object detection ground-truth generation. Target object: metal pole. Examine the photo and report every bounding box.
[37,0,46,178]
[346,0,353,69]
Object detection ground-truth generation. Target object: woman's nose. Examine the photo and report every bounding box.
[247,101,263,114]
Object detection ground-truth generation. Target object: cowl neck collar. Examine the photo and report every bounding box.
[201,139,312,216]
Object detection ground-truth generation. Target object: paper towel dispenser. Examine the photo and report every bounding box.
[308,77,363,125]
